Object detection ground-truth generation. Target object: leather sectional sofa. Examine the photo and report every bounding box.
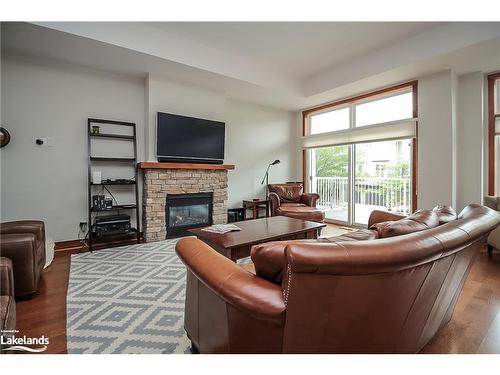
[0,221,46,297]
[268,183,325,223]
[176,204,500,353]
[0,257,16,350]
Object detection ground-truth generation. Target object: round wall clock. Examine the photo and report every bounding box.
[0,127,11,148]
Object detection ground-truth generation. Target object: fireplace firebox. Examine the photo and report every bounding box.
[166,192,213,238]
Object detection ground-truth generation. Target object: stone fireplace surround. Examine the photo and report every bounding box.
[138,162,235,242]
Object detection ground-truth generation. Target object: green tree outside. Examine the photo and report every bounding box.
[314,145,348,177]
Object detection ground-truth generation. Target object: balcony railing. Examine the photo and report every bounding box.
[313,176,411,215]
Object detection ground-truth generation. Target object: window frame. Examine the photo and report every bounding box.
[308,104,351,135]
[302,80,418,212]
[488,72,500,196]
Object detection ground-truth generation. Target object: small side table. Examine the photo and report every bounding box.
[242,199,270,220]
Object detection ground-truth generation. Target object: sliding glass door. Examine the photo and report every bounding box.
[310,145,349,223]
[309,139,412,226]
[354,140,412,225]
[307,105,350,223]
[304,83,416,226]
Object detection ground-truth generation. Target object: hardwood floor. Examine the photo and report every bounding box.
[16,252,71,354]
[422,248,500,353]
[14,241,500,354]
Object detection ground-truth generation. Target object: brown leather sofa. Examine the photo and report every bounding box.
[0,257,16,346]
[0,221,46,297]
[176,204,500,353]
[268,183,325,223]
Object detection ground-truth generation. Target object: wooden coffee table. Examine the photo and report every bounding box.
[188,216,326,262]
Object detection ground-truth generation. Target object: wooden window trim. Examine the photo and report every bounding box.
[488,72,500,195]
[302,80,418,211]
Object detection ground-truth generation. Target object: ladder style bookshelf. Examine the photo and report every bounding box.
[87,118,140,251]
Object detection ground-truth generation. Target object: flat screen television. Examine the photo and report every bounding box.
[156,112,225,164]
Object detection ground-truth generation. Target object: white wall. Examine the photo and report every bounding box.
[451,71,458,208]
[456,72,485,211]
[1,62,297,241]
[224,99,297,206]
[146,76,297,208]
[146,76,225,161]
[417,70,456,209]
[1,55,145,241]
[419,70,490,211]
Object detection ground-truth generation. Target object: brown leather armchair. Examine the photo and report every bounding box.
[176,204,500,353]
[268,183,325,223]
[0,221,46,297]
[0,257,16,346]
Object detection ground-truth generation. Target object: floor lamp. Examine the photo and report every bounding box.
[261,159,281,198]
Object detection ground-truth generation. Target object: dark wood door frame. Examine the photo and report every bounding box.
[301,80,418,213]
[488,72,500,196]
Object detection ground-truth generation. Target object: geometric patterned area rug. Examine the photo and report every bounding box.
[66,239,191,354]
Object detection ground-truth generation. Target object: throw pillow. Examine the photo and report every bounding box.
[432,205,457,224]
[370,209,440,238]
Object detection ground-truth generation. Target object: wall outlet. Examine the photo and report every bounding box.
[79,222,87,231]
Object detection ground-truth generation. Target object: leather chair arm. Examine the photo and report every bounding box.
[0,233,37,295]
[0,257,14,297]
[0,220,45,244]
[268,193,281,216]
[176,237,286,323]
[367,210,406,228]
[251,240,315,284]
[300,193,320,207]
[251,241,288,283]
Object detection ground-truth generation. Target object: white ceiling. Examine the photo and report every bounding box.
[149,22,441,80]
[2,22,500,110]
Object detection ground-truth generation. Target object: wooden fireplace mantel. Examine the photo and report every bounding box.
[137,162,235,170]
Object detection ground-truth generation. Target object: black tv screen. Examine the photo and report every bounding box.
[156,112,225,164]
